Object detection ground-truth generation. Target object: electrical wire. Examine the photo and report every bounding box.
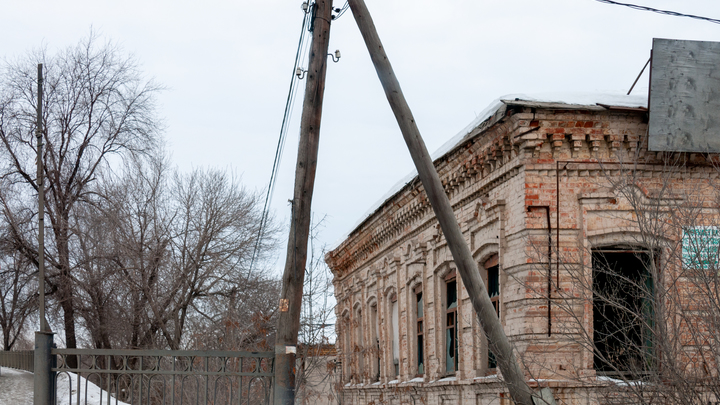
[248,5,313,277]
[594,0,720,25]
[300,6,313,69]
[333,1,350,20]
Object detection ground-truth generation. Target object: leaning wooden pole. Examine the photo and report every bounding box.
[273,1,332,404]
[346,1,536,403]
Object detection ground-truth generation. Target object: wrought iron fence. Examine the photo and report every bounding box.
[0,349,34,372]
[51,348,274,405]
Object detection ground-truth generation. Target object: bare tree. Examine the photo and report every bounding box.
[520,151,720,404]
[589,155,720,404]
[296,215,339,405]
[0,34,279,359]
[0,215,37,351]
[0,33,162,362]
[68,156,279,352]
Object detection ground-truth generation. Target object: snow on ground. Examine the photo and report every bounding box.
[55,371,130,405]
[0,367,34,405]
[0,366,129,405]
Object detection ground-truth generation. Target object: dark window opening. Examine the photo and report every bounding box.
[592,248,655,378]
[343,316,351,383]
[446,274,458,374]
[356,309,363,378]
[485,256,500,370]
[371,304,380,382]
[415,286,424,376]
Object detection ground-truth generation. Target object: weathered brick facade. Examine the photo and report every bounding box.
[325,96,720,404]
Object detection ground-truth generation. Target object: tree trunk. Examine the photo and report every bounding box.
[56,217,78,368]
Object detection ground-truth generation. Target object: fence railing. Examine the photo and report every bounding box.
[51,348,274,405]
[0,350,34,372]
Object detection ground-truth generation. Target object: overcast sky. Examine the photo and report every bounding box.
[3,0,720,276]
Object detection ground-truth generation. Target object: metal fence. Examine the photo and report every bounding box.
[0,350,34,372]
[51,348,274,405]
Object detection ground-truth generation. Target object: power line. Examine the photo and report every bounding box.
[332,1,350,20]
[248,5,313,277]
[594,0,720,25]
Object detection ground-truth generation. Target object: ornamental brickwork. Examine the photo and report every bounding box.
[326,97,720,405]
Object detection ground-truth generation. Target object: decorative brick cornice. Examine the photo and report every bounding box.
[326,105,675,279]
[326,115,522,278]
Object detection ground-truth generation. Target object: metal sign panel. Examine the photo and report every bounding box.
[682,226,720,269]
[649,38,720,152]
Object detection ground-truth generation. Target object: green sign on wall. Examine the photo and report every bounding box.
[682,227,720,269]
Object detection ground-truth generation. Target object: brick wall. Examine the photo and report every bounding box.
[327,101,720,404]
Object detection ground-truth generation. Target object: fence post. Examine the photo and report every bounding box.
[34,331,54,405]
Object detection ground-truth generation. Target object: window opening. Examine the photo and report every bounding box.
[415,286,424,376]
[356,308,363,378]
[343,315,351,382]
[445,273,458,374]
[390,294,400,378]
[485,256,500,370]
[370,304,380,381]
[592,248,655,377]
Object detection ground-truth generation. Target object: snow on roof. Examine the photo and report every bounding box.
[332,92,648,249]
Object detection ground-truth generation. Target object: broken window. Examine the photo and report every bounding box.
[592,247,655,377]
[446,271,458,374]
[484,255,500,370]
[415,285,424,376]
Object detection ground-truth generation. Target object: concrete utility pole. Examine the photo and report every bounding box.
[273,1,333,404]
[346,1,538,404]
[36,63,48,334]
[34,63,54,405]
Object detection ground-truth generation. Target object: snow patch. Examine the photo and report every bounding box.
[0,367,129,405]
[597,375,649,387]
[0,367,34,405]
[0,367,31,377]
[55,371,131,405]
[473,375,501,381]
